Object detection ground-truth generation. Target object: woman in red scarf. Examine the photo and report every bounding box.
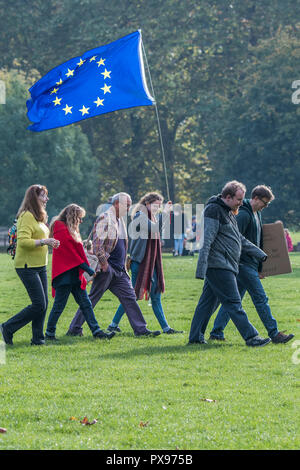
[108,192,183,334]
[45,204,114,341]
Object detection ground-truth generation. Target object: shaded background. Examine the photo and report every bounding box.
[1,0,300,235]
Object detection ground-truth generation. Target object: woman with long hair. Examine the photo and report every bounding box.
[0,184,60,345]
[108,192,183,334]
[45,204,114,340]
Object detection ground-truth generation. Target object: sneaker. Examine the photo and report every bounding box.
[187,339,207,345]
[94,330,115,340]
[66,330,83,337]
[246,335,271,347]
[272,331,294,344]
[164,328,184,334]
[30,340,45,346]
[135,330,161,337]
[107,325,122,333]
[45,334,58,341]
[0,324,13,345]
[209,335,226,341]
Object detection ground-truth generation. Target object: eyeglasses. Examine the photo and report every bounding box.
[258,198,270,207]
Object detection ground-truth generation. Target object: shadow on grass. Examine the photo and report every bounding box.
[98,341,232,360]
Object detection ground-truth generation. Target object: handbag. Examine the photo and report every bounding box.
[83,228,99,282]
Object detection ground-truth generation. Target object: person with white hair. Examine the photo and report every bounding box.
[67,193,161,337]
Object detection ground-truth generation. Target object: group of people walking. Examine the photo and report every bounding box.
[0,185,182,346]
[0,181,294,348]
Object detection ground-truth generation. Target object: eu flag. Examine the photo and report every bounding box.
[27,30,154,132]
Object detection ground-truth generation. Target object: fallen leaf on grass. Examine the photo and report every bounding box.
[139,421,149,427]
[69,416,78,421]
[0,428,7,433]
[200,398,217,403]
[80,416,98,426]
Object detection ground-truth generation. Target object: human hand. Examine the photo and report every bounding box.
[46,238,60,249]
[101,260,109,272]
[164,201,173,213]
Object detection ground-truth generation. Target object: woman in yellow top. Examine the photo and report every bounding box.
[0,184,59,346]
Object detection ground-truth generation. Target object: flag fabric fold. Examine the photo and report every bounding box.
[27,30,154,132]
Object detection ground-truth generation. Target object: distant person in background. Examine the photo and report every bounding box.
[0,184,60,346]
[172,204,188,256]
[210,185,294,344]
[108,192,183,334]
[45,204,114,341]
[284,229,293,252]
[96,196,113,217]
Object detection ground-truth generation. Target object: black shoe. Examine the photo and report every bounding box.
[94,330,115,340]
[271,331,294,344]
[164,328,184,334]
[246,335,271,347]
[209,335,226,341]
[187,339,207,345]
[66,330,83,337]
[135,330,161,337]
[31,340,45,346]
[0,324,13,345]
[45,334,58,341]
[107,325,122,333]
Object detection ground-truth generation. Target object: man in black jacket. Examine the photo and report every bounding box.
[189,181,271,347]
[210,185,294,344]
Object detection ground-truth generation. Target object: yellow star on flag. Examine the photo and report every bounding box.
[101,69,111,79]
[89,56,97,62]
[77,58,85,67]
[50,87,59,94]
[101,83,111,94]
[62,104,72,115]
[94,97,104,107]
[97,58,105,67]
[53,96,62,106]
[79,105,90,115]
[56,78,63,85]
[65,68,74,77]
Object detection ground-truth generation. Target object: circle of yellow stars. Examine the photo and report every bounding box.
[50,55,111,117]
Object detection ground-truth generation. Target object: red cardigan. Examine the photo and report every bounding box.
[51,220,89,296]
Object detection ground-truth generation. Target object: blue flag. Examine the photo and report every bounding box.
[27,30,154,132]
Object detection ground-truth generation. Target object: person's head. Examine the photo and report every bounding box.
[132,192,164,218]
[250,185,275,212]
[17,184,49,223]
[221,180,246,212]
[111,192,132,218]
[51,203,86,241]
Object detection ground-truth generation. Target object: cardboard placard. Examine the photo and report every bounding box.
[261,222,292,277]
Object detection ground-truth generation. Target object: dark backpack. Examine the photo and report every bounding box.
[7,219,17,259]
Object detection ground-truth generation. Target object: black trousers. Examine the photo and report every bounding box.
[4,266,48,344]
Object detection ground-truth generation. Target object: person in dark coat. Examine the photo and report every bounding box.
[210,185,294,344]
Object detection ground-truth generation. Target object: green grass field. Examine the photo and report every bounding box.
[0,253,299,450]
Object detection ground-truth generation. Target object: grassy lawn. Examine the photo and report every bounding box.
[0,253,299,450]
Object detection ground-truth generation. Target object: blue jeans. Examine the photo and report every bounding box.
[110,261,170,331]
[189,268,258,343]
[210,264,278,340]
[174,235,184,255]
[46,283,101,337]
[3,266,48,344]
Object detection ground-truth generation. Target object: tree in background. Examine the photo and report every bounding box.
[0,69,100,234]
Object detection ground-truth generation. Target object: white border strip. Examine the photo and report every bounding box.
[138,30,155,104]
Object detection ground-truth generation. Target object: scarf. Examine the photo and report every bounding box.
[51,220,89,297]
[134,209,165,300]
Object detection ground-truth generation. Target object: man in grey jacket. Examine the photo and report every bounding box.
[189,180,271,347]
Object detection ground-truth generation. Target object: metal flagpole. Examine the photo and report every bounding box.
[141,37,171,202]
